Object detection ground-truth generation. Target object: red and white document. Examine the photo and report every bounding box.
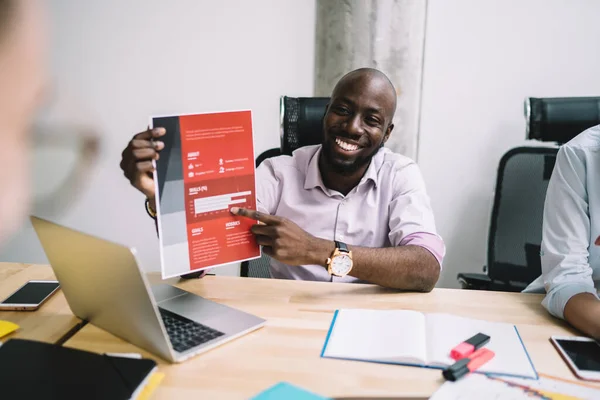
[152,110,260,278]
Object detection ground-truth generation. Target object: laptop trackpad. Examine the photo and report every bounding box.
[151,283,188,303]
[158,293,260,335]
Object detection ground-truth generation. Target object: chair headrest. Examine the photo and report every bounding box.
[525,97,600,144]
[280,96,330,155]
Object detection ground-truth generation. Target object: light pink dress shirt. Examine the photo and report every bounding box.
[253,144,445,283]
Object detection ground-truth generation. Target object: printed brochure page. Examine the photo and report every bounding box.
[152,110,260,278]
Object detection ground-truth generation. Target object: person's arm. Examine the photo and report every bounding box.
[539,144,600,336]
[231,161,445,291]
[311,162,443,291]
[307,234,442,291]
[564,293,600,338]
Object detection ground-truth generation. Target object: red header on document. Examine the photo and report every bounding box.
[152,110,260,278]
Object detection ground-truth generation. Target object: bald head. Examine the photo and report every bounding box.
[320,68,397,177]
[331,68,397,121]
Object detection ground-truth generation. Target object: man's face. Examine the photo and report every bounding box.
[0,1,47,243]
[321,74,395,175]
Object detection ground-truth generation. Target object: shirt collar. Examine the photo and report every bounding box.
[303,145,383,191]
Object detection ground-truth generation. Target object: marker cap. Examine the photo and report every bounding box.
[450,333,490,360]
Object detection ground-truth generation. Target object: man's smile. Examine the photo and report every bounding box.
[334,136,363,154]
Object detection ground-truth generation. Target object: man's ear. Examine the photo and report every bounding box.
[383,123,394,143]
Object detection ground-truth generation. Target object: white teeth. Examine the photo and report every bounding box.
[335,137,359,151]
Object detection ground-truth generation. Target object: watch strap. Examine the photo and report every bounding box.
[335,240,349,253]
[145,198,157,220]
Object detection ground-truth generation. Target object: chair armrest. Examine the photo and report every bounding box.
[457,272,492,290]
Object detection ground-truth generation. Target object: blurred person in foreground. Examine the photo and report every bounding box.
[0,0,48,244]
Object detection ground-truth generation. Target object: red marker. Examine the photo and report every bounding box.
[450,332,490,360]
[443,348,495,381]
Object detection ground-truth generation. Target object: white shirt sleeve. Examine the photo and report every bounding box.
[540,144,599,319]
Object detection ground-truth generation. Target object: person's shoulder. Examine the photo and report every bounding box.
[258,145,320,173]
[377,147,418,173]
[562,124,600,152]
[374,147,428,193]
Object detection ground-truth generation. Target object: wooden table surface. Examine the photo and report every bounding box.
[57,269,597,399]
[0,263,80,344]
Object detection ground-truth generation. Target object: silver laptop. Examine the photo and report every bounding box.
[30,215,265,363]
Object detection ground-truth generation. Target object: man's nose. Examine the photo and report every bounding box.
[344,115,363,136]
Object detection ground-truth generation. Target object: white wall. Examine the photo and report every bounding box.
[419,0,600,288]
[5,0,600,287]
[0,0,316,275]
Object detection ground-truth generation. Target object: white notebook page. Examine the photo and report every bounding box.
[323,309,428,365]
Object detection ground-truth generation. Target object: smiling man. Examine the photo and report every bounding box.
[121,68,445,291]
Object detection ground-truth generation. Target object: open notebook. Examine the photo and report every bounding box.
[321,309,537,380]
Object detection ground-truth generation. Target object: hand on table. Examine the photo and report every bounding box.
[230,207,333,267]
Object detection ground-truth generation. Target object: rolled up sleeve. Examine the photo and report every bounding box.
[540,144,599,319]
[388,162,445,269]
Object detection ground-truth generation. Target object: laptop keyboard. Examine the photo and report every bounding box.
[158,307,225,353]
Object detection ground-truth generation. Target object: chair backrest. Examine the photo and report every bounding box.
[486,146,558,289]
[525,96,600,144]
[280,96,329,155]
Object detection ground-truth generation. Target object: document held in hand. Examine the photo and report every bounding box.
[321,309,538,380]
[152,110,261,278]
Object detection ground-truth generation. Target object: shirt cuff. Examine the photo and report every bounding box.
[542,283,600,319]
[399,232,446,269]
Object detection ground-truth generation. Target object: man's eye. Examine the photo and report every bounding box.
[335,107,349,115]
[366,117,380,126]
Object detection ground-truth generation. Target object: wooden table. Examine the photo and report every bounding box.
[59,271,596,399]
[0,263,81,344]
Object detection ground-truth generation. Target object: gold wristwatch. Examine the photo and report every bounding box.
[327,240,353,277]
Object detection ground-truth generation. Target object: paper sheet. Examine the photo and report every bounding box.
[499,374,600,400]
[430,374,543,399]
[152,110,261,278]
[431,373,600,400]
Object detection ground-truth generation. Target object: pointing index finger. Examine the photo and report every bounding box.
[230,207,278,225]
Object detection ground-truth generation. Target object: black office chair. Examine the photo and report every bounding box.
[240,96,329,278]
[458,96,600,291]
[457,147,558,291]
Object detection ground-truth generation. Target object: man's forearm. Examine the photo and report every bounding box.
[308,240,440,291]
[564,293,600,339]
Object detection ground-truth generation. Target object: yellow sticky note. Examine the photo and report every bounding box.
[137,371,165,400]
[0,320,19,339]
[538,390,582,400]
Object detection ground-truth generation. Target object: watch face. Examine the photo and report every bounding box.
[331,254,352,275]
